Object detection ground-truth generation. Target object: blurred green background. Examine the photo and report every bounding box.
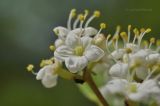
[0,0,160,106]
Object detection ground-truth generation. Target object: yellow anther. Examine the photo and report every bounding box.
[100,23,106,29]
[133,28,139,37]
[116,25,121,31]
[156,39,160,46]
[84,9,89,15]
[70,9,76,17]
[53,29,59,35]
[78,14,85,21]
[120,32,128,41]
[40,59,53,67]
[140,28,145,33]
[112,35,119,41]
[128,25,131,30]
[145,28,152,33]
[125,48,132,54]
[142,40,149,47]
[129,83,137,93]
[49,45,55,51]
[150,37,155,43]
[93,10,100,17]
[27,64,34,72]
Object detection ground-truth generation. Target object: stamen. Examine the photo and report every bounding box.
[67,9,76,30]
[112,35,119,50]
[97,23,106,36]
[84,10,100,28]
[49,45,55,51]
[40,59,53,67]
[142,40,149,49]
[133,28,139,44]
[120,32,128,47]
[128,25,131,42]
[138,28,151,47]
[84,9,89,19]
[145,65,159,80]
[156,39,160,51]
[106,34,112,52]
[108,25,120,46]
[149,37,155,49]
[73,15,80,29]
[78,14,85,28]
[26,64,37,75]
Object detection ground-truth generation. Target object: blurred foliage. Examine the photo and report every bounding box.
[0,0,160,106]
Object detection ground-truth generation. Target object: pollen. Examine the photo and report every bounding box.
[120,32,128,41]
[84,9,89,15]
[40,59,53,67]
[78,14,85,21]
[128,25,131,30]
[133,28,139,37]
[156,39,160,46]
[145,28,152,33]
[49,45,55,51]
[27,64,34,72]
[142,40,149,46]
[150,37,155,43]
[70,9,76,18]
[140,28,145,33]
[93,10,100,17]
[74,46,84,56]
[100,23,106,29]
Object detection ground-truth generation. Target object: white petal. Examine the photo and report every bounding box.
[53,26,69,40]
[126,43,139,53]
[84,45,104,62]
[65,32,80,48]
[83,27,98,36]
[135,66,148,80]
[54,45,74,61]
[129,93,147,102]
[139,80,160,93]
[70,28,82,35]
[42,74,58,88]
[109,62,128,78]
[54,39,64,48]
[65,56,88,73]
[36,67,45,80]
[147,53,160,64]
[80,36,92,48]
[110,49,126,60]
[101,79,128,95]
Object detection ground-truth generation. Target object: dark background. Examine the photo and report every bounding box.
[0,0,160,106]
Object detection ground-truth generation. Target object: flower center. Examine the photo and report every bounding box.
[129,83,137,93]
[74,46,84,56]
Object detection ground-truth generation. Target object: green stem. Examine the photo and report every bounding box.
[83,70,109,106]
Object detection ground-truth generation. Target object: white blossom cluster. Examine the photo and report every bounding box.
[101,26,160,105]
[27,9,160,105]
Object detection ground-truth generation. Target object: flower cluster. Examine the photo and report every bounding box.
[101,25,160,105]
[27,9,160,106]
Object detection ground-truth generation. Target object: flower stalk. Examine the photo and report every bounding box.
[83,69,109,106]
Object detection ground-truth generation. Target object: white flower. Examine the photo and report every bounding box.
[54,31,104,73]
[128,79,160,102]
[36,64,58,88]
[101,79,160,103]
[53,26,69,40]
[110,49,126,60]
[126,43,139,53]
[100,79,128,96]
[109,62,128,78]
